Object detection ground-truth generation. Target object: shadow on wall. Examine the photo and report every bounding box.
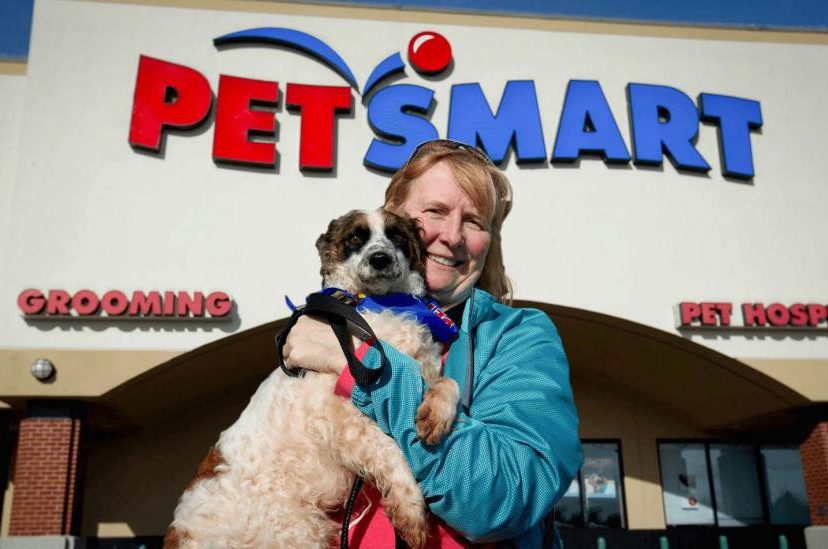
[81,379,261,536]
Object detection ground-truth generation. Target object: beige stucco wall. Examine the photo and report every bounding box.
[741,358,828,403]
[0,349,179,401]
[574,371,705,530]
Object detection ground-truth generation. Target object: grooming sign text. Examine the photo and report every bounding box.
[18,289,233,320]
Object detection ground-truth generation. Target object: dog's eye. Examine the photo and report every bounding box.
[347,234,364,246]
[385,229,406,246]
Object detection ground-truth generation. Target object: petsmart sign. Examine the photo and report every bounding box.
[128,28,763,178]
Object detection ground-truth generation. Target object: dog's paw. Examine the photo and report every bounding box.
[415,377,459,446]
[385,495,429,549]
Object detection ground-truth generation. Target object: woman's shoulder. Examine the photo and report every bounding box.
[471,289,559,334]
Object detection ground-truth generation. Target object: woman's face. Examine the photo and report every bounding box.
[401,160,491,308]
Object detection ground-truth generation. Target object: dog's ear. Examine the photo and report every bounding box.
[316,218,339,258]
[397,214,426,280]
[316,216,342,281]
[316,210,363,283]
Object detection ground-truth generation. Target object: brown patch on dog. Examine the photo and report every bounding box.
[381,210,425,280]
[184,446,225,491]
[315,209,370,280]
[163,525,184,548]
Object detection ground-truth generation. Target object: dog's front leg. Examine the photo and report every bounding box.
[415,377,459,446]
[321,396,429,549]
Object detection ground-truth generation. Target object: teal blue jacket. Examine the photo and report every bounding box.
[352,288,583,547]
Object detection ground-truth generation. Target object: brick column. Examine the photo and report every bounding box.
[801,421,828,525]
[8,402,85,536]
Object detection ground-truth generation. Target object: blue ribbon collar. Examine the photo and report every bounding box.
[285,288,458,344]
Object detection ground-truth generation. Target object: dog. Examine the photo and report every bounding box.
[164,209,460,548]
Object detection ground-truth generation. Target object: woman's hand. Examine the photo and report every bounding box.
[283,315,352,375]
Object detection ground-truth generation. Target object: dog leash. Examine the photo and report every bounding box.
[275,291,389,385]
[275,291,408,547]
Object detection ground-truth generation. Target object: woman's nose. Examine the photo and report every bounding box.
[439,216,464,249]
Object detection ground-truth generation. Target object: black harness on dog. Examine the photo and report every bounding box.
[275,290,388,385]
[274,291,407,548]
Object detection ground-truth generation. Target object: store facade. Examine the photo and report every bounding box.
[1,0,827,547]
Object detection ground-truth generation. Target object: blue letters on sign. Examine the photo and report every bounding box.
[364,84,438,172]
[552,80,630,163]
[699,93,763,180]
[627,83,710,173]
[447,81,546,164]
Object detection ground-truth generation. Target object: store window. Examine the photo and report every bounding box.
[710,443,764,526]
[659,441,810,527]
[659,442,715,525]
[761,446,810,525]
[555,441,626,528]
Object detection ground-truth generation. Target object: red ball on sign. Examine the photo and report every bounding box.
[407,31,452,75]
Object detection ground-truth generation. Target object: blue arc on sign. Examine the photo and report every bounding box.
[214,27,360,91]
[363,52,405,97]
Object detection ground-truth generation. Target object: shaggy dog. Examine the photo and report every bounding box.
[164,209,460,548]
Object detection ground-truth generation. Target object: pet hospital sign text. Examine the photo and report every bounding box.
[677,301,828,330]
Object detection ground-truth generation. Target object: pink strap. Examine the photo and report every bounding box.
[334,341,372,398]
[341,483,492,548]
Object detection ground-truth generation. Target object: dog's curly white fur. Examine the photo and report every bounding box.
[165,209,460,548]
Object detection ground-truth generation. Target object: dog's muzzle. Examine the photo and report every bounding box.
[361,245,401,279]
[368,251,393,271]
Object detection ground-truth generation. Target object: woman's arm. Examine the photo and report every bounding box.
[350,308,583,542]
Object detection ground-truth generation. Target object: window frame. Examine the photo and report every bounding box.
[657,438,807,528]
[556,439,629,530]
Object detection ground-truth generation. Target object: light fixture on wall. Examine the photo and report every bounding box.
[30,358,56,382]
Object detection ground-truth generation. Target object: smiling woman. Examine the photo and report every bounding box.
[396,161,492,308]
[385,139,514,306]
[331,138,583,547]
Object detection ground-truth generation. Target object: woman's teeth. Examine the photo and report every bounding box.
[428,254,462,267]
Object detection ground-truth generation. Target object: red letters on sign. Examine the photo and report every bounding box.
[177,291,204,317]
[47,290,71,315]
[128,56,213,151]
[72,290,100,316]
[679,302,701,325]
[102,291,129,316]
[808,304,828,326]
[286,83,352,170]
[18,289,233,320]
[206,292,232,317]
[679,302,731,327]
[18,289,46,315]
[213,75,280,166]
[742,303,767,326]
[129,291,162,316]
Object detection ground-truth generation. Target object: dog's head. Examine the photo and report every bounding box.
[315,209,426,296]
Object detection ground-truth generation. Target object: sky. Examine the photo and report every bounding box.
[1,0,826,61]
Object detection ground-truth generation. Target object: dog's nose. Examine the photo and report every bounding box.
[368,251,392,270]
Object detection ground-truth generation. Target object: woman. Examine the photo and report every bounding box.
[285,139,582,547]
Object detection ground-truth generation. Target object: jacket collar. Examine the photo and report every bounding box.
[460,286,496,332]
